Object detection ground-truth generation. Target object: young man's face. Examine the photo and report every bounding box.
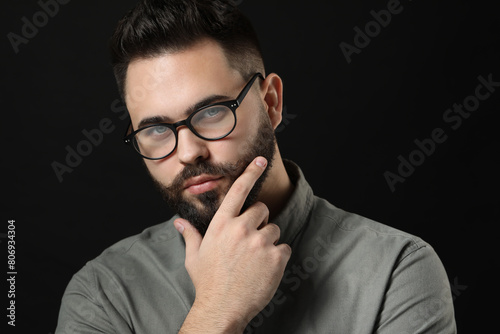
[125,39,276,235]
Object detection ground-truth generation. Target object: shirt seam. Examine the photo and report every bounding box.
[394,242,428,267]
[287,186,315,245]
[87,261,106,311]
[313,212,424,247]
[101,225,178,257]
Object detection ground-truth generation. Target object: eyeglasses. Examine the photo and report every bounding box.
[124,73,264,160]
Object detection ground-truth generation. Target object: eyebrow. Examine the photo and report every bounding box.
[137,94,232,129]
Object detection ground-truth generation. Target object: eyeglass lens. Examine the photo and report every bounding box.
[133,104,235,159]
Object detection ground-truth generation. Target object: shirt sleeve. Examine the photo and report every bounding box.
[375,243,457,334]
[55,262,134,334]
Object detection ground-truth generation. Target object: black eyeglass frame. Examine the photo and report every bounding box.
[123,72,264,160]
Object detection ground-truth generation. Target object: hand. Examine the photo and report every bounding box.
[175,157,292,333]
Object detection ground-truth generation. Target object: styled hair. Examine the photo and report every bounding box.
[109,0,265,98]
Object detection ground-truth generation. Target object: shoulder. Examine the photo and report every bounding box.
[305,197,456,331]
[98,216,180,257]
[71,216,183,286]
[56,216,189,333]
[309,196,430,263]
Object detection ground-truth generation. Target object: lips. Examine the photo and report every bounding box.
[183,175,223,195]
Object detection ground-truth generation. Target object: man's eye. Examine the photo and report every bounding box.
[153,126,168,134]
[195,106,231,123]
[202,107,223,118]
[144,126,171,138]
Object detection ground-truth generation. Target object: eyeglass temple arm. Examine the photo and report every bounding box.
[235,73,264,107]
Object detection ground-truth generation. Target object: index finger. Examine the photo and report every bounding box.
[216,156,267,218]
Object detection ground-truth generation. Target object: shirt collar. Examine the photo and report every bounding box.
[273,160,314,245]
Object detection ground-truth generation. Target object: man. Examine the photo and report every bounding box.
[56,0,456,333]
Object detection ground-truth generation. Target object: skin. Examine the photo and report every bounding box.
[125,38,294,333]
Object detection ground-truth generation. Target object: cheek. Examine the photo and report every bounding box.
[206,139,241,162]
[232,108,261,141]
[144,159,180,186]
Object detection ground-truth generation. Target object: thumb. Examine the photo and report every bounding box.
[174,218,202,259]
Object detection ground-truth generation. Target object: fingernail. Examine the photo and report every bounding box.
[256,157,267,168]
[174,221,184,234]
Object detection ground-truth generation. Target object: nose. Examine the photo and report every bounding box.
[175,126,209,165]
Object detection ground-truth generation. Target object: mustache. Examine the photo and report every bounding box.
[164,160,244,194]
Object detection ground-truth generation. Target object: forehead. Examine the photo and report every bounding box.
[124,39,242,127]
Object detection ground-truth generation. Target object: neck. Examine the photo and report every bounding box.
[258,148,294,220]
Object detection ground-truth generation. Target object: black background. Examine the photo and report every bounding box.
[2,0,499,332]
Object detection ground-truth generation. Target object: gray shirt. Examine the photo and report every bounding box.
[56,161,456,333]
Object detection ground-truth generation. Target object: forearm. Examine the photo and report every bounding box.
[178,300,247,334]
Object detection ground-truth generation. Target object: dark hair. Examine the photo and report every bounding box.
[109,0,265,98]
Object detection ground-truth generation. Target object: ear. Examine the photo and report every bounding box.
[261,73,283,130]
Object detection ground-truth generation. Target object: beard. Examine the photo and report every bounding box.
[150,109,276,236]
